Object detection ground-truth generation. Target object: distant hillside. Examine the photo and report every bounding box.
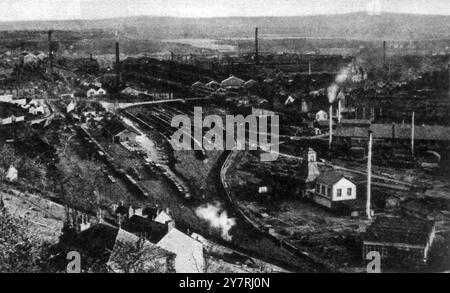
[0,12,450,41]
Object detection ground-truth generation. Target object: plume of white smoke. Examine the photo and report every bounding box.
[328,64,352,103]
[327,84,339,104]
[195,203,236,241]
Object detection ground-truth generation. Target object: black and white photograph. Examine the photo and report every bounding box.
[0,0,450,277]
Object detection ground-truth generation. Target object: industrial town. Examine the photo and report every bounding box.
[1,3,450,274]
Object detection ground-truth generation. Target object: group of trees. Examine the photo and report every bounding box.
[0,144,46,188]
[0,200,52,273]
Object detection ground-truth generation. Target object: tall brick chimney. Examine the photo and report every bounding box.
[115,41,121,86]
[255,27,259,64]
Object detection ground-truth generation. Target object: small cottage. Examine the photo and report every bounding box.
[115,128,138,143]
[315,110,328,121]
[313,171,356,209]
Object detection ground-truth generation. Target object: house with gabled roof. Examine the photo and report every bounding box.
[221,75,245,88]
[156,226,205,273]
[107,229,175,273]
[313,171,357,209]
[205,80,220,90]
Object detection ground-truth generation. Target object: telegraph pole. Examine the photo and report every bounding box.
[366,130,373,219]
[411,111,415,157]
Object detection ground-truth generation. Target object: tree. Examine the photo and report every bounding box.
[0,206,51,273]
[107,237,171,273]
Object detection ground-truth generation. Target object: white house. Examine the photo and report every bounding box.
[115,129,138,143]
[156,226,205,273]
[86,88,97,98]
[313,171,356,209]
[221,75,245,88]
[315,110,328,121]
[37,52,47,61]
[23,53,37,65]
[97,88,106,96]
[6,165,18,182]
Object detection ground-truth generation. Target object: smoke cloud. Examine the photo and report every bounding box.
[328,64,352,103]
[195,203,236,241]
[327,84,339,104]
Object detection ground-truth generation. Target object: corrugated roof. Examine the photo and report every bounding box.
[364,216,435,247]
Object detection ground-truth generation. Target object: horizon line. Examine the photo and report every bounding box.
[1,10,450,24]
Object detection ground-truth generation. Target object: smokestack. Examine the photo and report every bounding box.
[308,59,312,75]
[115,41,120,86]
[383,41,386,66]
[366,130,373,220]
[411,112,415,157]
[338,99,342,123]
[48,30,53,83]
[255,27,259,64]
[329,104,333,149]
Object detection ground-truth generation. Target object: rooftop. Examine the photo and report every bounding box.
[364,216,435,247]
[122,215,168,243]
[315,171,351,186]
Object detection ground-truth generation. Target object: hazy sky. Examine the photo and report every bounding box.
[0,0,449,21]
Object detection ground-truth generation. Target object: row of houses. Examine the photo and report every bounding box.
[191,75,258,97]
[68,204,284,273]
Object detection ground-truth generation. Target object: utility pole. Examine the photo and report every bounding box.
[366,130,373,220]
[115,40,121,87]
[411,111,415,157]
[48,30,54,84]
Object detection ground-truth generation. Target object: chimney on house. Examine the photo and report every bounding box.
[48,30,53,83]
[255,27,259,64]
[166,220,175,232]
